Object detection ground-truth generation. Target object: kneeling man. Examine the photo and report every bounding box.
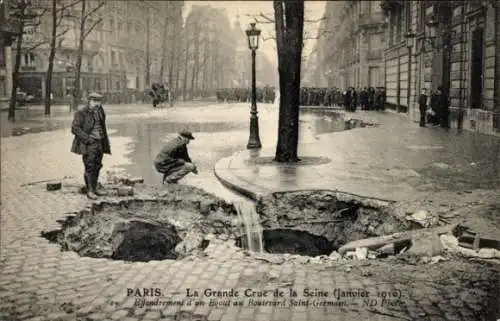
[154,130,198,184]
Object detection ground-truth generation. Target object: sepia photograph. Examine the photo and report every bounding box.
[0,0,499,320]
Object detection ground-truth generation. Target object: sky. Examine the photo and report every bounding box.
[184,1,327,63]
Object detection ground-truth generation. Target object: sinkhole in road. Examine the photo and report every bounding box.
[234,190,418,257]
[41,185,418,262]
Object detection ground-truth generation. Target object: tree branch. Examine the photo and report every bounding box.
[55,27,70,38]
[245,12,275,24]
[58,0,83,12]
[83,1,104,21]
[83,17,102,39]
[26,40,49,51]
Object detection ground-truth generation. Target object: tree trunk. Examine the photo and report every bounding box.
[71,0,86,111]
[168,11,178,91]
[182,23,189,101]
[274,0,304,163]
[45,0,58,116]
[494,1,500,131]
[8,5,26,122]
[159,7,169,83]
[145,11,151,87]
[190,24,200,98]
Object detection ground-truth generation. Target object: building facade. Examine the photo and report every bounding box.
[382,0,500,135]
[0,0,18,104]
[318,1,387,89]
[11,0,180,104]
[232,16,277,88]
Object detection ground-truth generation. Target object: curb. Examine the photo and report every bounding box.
[213,155,263,202]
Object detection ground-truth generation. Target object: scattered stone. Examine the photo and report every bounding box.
[125,177,144,186]
[46,181,62,191]
[268,271,279,280]
[406,210,438,228]
[328,251,342,261]
[203,233,215,241]
[345,266,352,273]
[255,255,284,265]
[217,234,229,241]
[293,256,309,264]
[376,243,395,257]
[355,247,368,260]
[429,255,448,265]
[309,257,322,264]
[430,162,451,170]
[117,186,134,197]
[367,251,377,259]
[175,232,204,258]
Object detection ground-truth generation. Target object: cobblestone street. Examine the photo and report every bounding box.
[1,104,499,321]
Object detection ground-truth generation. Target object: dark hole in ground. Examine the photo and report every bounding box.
[111,220,182,262]
[236,229,335,257]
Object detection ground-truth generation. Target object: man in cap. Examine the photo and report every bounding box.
[70,92,111,200]
[153,130,198,184]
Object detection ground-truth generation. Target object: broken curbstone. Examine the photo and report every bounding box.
[124,177,144,186]
[117,186,134,197]
[46,181,62,191]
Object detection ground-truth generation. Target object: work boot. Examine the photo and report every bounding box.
[87,191,98,200]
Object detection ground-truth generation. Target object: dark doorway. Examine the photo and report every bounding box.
[469,27,484,109]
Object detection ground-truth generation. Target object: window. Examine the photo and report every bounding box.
[109,18,114,30]
[127,22,132,34]
[405,2,412,33]
[117,21,123,33]
[417,3,425,32]
[0,45,5,67]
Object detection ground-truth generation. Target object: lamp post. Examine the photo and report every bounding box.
[245,22,262,149]
[404,30,416,114]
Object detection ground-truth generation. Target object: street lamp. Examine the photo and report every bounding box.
[245,22,262,149]
[404,30,416,113]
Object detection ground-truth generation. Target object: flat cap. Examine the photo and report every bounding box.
[88,92,103,100]
[179,130,195,140]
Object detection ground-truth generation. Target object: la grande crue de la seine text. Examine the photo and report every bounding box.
[127,288,401,300]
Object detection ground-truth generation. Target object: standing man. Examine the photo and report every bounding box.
[71,92,111,200]
[154,130,198,184]
[418,88,429,127]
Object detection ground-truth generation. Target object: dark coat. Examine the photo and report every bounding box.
[70,105,111,155]
[153,136,192,173]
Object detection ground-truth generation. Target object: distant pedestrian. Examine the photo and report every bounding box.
[437,86,450,129]
[153,130,198,184]
[418,88,428,127]
[70,92,111,200]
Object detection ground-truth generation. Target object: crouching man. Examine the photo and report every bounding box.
[154,130,198,184]
[71,92,111,200]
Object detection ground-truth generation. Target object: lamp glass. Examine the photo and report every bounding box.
[406,36,414,48]
[246,23,261,50]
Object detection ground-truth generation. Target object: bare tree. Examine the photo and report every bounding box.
[70,0,104,111]
[273,0,304,162]
[45,0,81,116]
[7,0,48,122]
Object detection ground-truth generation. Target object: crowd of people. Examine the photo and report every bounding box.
[299,87,387,111]
[214,86,388,112]
[418,86,450,128]
[148,83,170,108]
[216,86,276,104]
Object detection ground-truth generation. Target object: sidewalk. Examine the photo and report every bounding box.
[215,111,500,202]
